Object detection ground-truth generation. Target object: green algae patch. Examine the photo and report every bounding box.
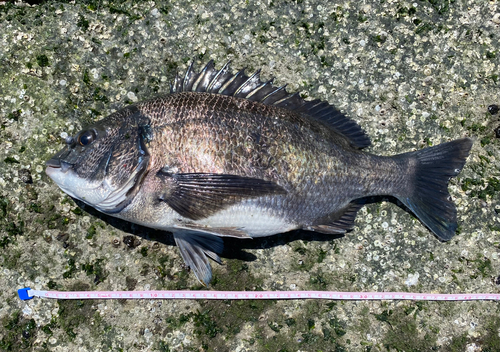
[146,251,194,290]
[444,314,500,352]
[62,257,78,279]
[56,283,98,340]
[85,221,106,240]
[165,259,275,350]
[0,196,24,249]
[290,240,339,274]
[461,177,500,201]
[378,304,439,351]
[81,258,108,284]
[255,301,349,352]
[477,316,500,351]
[148,258,275,350]
[466,255,494,280]
[0,310,39,351]
[190,298,275,351]
[36,54,50,68]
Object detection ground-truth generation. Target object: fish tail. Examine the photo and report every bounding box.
[396,138,473,241]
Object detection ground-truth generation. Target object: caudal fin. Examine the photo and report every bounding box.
[397,138,473,241]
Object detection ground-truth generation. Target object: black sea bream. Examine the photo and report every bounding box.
[46,61,473,285]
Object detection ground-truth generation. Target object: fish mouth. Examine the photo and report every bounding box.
[46,146,76,174]
[45,157,91,202]
[45,157,73,173]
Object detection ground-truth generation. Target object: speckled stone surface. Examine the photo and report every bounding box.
[0,0,499,351]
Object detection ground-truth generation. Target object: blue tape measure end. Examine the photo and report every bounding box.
[18,288,33,301]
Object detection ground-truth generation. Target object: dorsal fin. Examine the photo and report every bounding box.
[170,60,371,149]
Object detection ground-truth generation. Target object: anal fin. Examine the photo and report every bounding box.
[307,200,365,234]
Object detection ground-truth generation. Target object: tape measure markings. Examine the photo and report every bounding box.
[17,288,500,301]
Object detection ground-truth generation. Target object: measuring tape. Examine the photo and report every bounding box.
[17,287,500,301]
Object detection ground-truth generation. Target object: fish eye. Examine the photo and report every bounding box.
[78,130,96,146]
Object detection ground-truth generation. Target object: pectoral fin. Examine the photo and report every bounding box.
[157,172,286,220]
[173,231,224,286]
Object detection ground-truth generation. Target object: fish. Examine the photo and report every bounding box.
[45,61,473,286]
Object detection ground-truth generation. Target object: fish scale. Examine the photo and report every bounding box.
[46,61,472,286]
[141,92,376,215]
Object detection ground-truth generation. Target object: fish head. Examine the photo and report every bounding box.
[45,108,151,214]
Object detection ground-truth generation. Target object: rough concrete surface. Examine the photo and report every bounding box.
[0,0,499,351]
